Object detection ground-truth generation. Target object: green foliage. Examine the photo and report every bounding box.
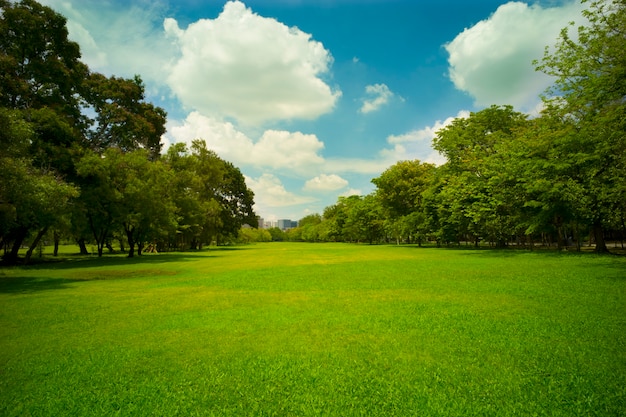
[314,2,626,252]
[82,73,166,158]
[0,0,86,116]
[534,0,626,251]
[237,227,272,244]
[165,141,256,250]
[373,160,435,244]
[267,227,287,242]
[0,1,255,263]
[1,243,624,415]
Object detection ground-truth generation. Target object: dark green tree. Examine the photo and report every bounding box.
[432,105,528,247]
[0,0,86,119]
[81,74,166,159]
[535,0,626,252]
[372,160,435,244]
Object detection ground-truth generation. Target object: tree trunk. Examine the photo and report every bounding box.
[127,237,135,257]
[592,221,609,253]
[621,214,626,249]
[5,227,28,265]
[77,238,89,255]
[24,227,49,265]
[125,226,135,258]
[53,230,60,256]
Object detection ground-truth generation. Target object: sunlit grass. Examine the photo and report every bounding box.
[1,243,625,415]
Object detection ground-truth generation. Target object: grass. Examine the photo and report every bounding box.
[1,243,625,416]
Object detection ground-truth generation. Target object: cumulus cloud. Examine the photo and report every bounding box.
[166,112,325,174]
[340,188,362,197]
[445,1,584,111]
[359,83,395,113]
[255,130,325,172]
[245,174,316,209]
[303,174,349,192]
[164,1,341,125]
[317,111,471,174]
[380,110,470,166]
[39,0,173,86]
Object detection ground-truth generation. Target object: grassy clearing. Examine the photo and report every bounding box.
[1,243,625,416]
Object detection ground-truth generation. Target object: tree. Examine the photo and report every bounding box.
[0,107,79,264]
[216,161,257,241]
[75,150,123,257]
[432,105,529,247]
[267,227,286,242]
[165,140,256,249]
[535,0,626,252]
[296,214,322,242]
[0,0,86,119]
[372,160,435,244]
[322,200,349,242]
[82,74,166,159]
[113,150,177,257]
[343,194,384,244]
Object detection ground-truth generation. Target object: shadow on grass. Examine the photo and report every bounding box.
[389,243,626,278]
[11,247,250,271]
[0,276,86,294]
[389,242,626,258]
[10,246,249,269]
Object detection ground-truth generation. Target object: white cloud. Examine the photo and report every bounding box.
[245,174,316,209]
[39,0,174,87]
[165,1,341,125]
[303,174,349,192]
[378,110,470,166]
[339,188,362,198]
[387,110,470,145]
[359,83,395,113]
[255,130,325,172]
[166,112,325,174]
[321,111,471,174]
[164,108,463,177]
[445,1,584,111]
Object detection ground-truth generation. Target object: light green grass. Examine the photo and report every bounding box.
[1,243,625,416]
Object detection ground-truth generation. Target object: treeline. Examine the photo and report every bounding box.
[286,0,625,253]
[0,0,256,264]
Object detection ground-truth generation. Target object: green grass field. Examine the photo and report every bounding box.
[1,243,625,416]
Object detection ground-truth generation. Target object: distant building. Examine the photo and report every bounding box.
[257,216,264,229]
[277,219,298,231]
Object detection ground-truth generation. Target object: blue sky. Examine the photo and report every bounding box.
[39,0,585,222]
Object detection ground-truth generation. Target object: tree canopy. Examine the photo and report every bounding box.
[0,0,256,264]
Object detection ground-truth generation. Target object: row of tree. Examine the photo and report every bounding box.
[285,0,625,253]
[0,0,256,264]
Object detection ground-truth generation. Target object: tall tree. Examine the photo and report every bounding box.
[81,74,166,159]
[0,107,79,264]
[110,149,177,257]
[74,150,123,256]
[432,105,528,247]
[535,0,626,252]
[0,0,87,119]
[372,160,435,244]
[165,140,256,248]
[217,161,257,239]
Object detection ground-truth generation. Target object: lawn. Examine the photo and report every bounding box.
[1,243,625,416]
